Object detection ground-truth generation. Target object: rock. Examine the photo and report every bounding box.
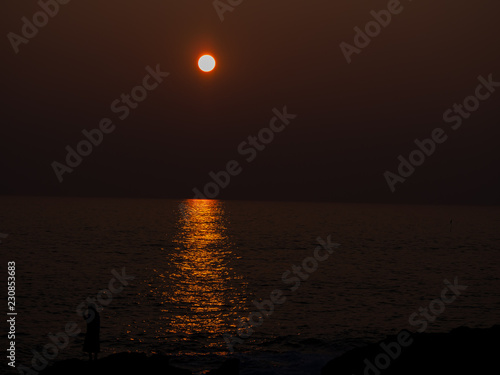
[208,358,240,375]
[39,352,191,375]
[321,325,500,375]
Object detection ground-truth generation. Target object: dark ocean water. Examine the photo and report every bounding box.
[1,197,499,374]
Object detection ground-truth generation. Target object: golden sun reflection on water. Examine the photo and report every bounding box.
[156,200,247,348]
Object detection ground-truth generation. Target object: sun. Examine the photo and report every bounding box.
[198,55,216,72]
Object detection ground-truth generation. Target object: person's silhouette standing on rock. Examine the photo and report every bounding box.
[83,304,100,361]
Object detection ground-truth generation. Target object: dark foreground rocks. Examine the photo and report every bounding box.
[208,358,240,375]
[39,352,190,375]
[35,326,499,375]
[39,353,239,375]
[322,325,500,375]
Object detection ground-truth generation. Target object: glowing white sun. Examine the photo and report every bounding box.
[198,55,216,72]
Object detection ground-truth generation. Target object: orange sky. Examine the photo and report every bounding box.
[1,0,500,204]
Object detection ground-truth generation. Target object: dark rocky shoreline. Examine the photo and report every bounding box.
[322,325,499,375]
[38,352,239,375]
[37,326,499,375]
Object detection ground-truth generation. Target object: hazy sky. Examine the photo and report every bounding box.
[2,0,499,204]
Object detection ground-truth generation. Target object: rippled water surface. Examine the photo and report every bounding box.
[1,197,499,373]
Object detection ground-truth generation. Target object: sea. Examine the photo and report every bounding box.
[1,197,499,374]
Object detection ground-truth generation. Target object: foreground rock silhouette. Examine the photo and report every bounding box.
[321,325,500,375]
[39,353,239,375]
[208,358,240,375]
[39,352,191,375]
[36,326,498,375]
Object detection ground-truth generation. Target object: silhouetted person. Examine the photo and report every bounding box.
[83,304,100,361]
